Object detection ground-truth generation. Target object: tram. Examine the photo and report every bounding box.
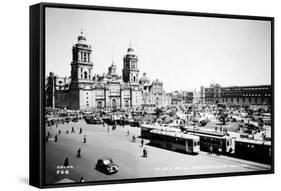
[184,128,233,154]
[234,139,271,164]
[140,124,181,139]
[149,130,200,154]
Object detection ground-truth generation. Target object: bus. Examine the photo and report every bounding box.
[149,130,200,154]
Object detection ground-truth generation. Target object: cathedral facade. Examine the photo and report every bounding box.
[46,31,169,110]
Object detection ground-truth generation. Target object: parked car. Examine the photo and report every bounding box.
[72,117,79,122]
[95,158,119,174]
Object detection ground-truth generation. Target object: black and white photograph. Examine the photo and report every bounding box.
[2,0,281,191]
[32,3,274,187]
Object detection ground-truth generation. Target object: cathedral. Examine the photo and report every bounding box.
[46,31,170,110]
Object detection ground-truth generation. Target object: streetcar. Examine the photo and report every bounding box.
[184,127,233,154]
[234,138,271,164]
[140,124,181,139]
[148,130,200,154]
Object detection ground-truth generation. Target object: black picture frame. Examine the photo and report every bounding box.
[30,2,274,188]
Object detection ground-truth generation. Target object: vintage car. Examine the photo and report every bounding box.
[95,158,119,174]
[72,117,79,122]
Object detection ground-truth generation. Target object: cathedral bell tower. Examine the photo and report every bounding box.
[122,43,139,84]
[70,30,93,89]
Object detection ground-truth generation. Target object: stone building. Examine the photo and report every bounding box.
[139,73,168,108]
[199,86,205,104]
[182,91,193,104]
[192,89,201,104]
[203,83,272,107]
[204,83,222,104]
[46,31,168,110]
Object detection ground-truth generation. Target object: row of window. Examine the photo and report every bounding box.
[205,97,268,104]
[223,87,270,91]
[151,134,186,145]
[221,93,271,97]
[86,100,131,108]
[221,98,264,103]
[206,93,271,97]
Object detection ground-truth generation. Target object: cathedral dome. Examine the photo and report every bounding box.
[153,79,163,85]
[139,73,150,84]
[126,43,136,55]
[77,29,87,43]
[128,47,134,53]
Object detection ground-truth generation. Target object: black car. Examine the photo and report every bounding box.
[95,158,119,174]
[72,117,79,122]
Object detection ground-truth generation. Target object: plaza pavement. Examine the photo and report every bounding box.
[45,120,271,184]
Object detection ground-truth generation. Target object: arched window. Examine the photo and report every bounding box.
[84,71,88,79]
[112,99,117,111]
[125,100,129,107]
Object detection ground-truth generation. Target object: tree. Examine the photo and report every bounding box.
[220,113,228,125]
[155,108,163,118]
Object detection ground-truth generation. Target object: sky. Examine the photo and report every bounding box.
[46,7,271,92]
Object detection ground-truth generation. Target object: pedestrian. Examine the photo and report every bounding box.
[64,157,69,167]
[76,148,81,158]
[143,148,147,158]
[127,130,130,136]
[107,126,109,133]
[79,128,82,134]
[209,145,213,155]
[141,139,144,147]
[71,127,75,133]
[132,135,136,142]
[83,135,87,143]
[58,130,61,135]
[80,177,85,183]
[54,135,58,142]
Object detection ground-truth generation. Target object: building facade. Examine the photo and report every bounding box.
[199,86,205,104]
[46,31,168,110]
[169,91,194,105]
[139,73,169,108]
[202,83,272,107]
